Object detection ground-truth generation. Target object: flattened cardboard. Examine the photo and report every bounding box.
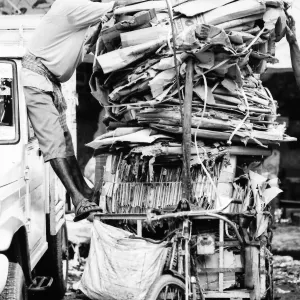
[174,0,234,17]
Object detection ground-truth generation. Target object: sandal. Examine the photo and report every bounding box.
[73,200,102,222]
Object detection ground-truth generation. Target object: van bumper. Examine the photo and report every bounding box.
[0,254,9,294]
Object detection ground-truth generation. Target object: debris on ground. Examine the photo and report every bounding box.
[63,254,300,300]
[273,255,300,300]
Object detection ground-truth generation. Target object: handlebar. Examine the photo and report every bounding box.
[147,210,244,244]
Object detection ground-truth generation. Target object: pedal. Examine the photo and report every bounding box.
[28,276,53,292]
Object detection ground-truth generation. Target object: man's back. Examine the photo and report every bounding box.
[28,0,114,82]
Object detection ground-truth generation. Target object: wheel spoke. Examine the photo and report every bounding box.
[164,285,169,300]
[157,284,185,300]
[151,276,185,300]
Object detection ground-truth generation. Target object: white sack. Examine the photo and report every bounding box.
[79,220,168,300]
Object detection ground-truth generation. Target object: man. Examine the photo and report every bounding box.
[21,0,116,222]
[286,13,300,89]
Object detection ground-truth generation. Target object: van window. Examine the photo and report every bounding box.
[0,61,17,143]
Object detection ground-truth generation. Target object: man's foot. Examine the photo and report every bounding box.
[73,199,102,222]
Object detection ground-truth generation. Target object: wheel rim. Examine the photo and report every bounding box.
[157,283,185,300]
[61,226,69,282]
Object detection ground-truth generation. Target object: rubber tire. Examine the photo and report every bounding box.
[145,275,185,300]
[0,263,27,300]
[36,223,69,300]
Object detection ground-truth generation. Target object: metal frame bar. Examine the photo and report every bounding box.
[148,211,244,244]
[204,290,250,298]
[95,214,146,236]
[219,220,224,292]
[95,213,147,221]
[4,0,22,14]
[94,211,244,243]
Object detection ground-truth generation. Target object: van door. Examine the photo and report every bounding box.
[25,119,48,268]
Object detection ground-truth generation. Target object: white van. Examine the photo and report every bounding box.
[0,15,77,300]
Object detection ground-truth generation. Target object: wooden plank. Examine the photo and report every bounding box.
[228,146,271,157]
[216,241,241,247]
[260,245,267,298]
[204,290,250,298]
[244,246,261,300]
[280,200,300,207]
[182,58,194,202]
[137,220,142,236]
[198,267,244,274]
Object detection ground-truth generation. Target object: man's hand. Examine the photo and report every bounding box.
[286,13,297,44]
[113,0,124,10]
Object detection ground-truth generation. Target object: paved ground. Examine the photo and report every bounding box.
[63,224,300,300]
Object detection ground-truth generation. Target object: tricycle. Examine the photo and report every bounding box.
[146,209,273,300]
[92,148,276,300]
[97,202,274,300]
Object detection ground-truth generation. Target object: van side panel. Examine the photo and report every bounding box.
[0,217,24,252]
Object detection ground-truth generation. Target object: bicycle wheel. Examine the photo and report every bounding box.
[146,274,185,300]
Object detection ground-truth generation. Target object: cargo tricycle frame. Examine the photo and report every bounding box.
[97,208,274,300]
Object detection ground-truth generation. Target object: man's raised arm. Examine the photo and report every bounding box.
[286,14,300,90]
[69,0,115,29]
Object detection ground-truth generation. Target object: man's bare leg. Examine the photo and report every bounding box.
[50,157,86,206]
[66,155,94,199]
[50,157,101,221]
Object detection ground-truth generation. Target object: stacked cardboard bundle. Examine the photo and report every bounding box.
[87,0,296,213]
[96,144,230,213]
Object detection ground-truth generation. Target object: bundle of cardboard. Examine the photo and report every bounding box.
[87,0,296,213]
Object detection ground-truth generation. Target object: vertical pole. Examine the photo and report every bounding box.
[185,238,189,300]
[182,58,194,203]
[137,220,142,237]
[219,220,224,292]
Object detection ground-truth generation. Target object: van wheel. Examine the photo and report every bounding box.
[48,222,69,299]
[0,263,27,300]
[36,223,69,299]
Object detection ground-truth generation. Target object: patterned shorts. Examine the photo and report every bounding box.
[23,86,75,162]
